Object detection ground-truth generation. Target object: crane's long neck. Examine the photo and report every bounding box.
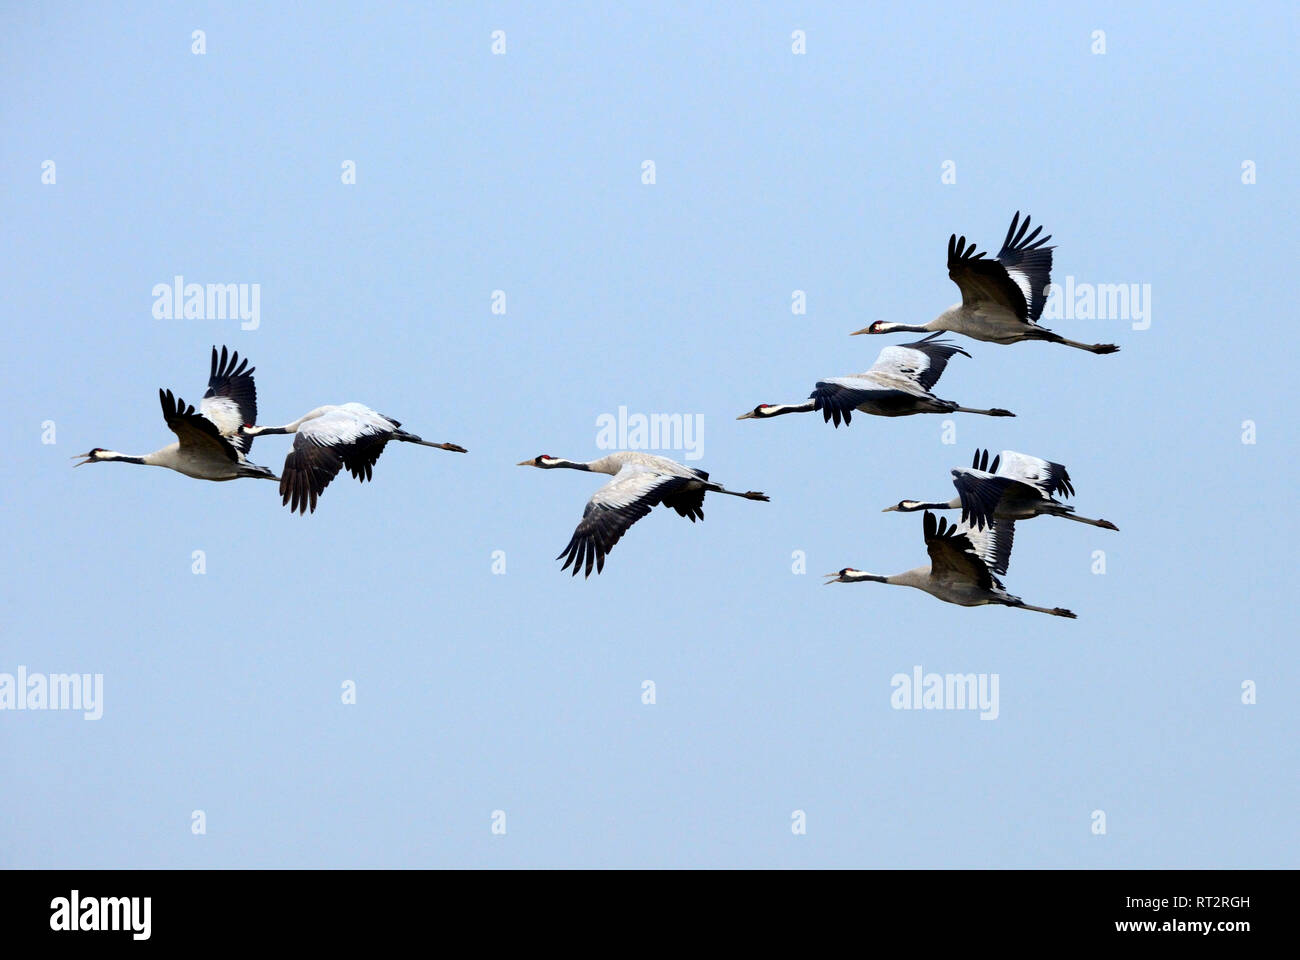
[873,322,935,334]
[760,400,817,417]
[245,407,332,436]
[896,498,959,512]
[545,458,596,472]
[840,568,928,588]
[100,451,148,465]
[890,568,932,589]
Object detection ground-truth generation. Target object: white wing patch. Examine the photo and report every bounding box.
[960,518,1016,577]
[820,374,881,391]
[995,450,1050,481]
[590,451,698,478]
[866,347,932,391]
[299,408,392,448]
[199,396,243,436]
[1004,268,1033,309]
[591,463,676,509]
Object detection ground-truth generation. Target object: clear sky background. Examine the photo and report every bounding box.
[2,2,1296,868]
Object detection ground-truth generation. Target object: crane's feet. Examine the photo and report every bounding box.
[1091,343,1120,354]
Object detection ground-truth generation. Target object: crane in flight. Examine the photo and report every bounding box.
[851,212,1120,354]
[825,511,1077,618]
[73,347,278,482]
[884,449,1119,531]
[737,334,1014,426]
[243,404,466,514]
[518,452,768,577]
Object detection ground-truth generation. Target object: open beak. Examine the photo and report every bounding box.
[736,411,756,420]
[72,452,95,468]
[822,573,842,585]
[849,326,872,336]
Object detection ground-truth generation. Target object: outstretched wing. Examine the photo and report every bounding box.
[947,212,1055,323]
[962,517,1016,577]
[661,485,706,521]
[159,388,238,462]
[200,346,258,453]
[995,449,1075,499]
[279,410,392,514]
[808,376,894,427]
[557,465,694,577]
[922,511,995,590]
[950,469,1018,530]
[867,334,970,392]
[339,432,393,482]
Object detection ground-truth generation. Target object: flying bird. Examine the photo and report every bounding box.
[825,511,1076,618]
[885,449,1118,531]
[737,334,1014,425]
[850,212,1119,354]
[243,404,467,514]
[74,346,278,482]
[518,452,769,577]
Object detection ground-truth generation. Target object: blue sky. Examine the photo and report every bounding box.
[2,2,1296,867]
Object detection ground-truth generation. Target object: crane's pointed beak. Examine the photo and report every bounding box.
[822,573,842,584]
[736,411,756,420]
[849,326,872,336]
[72,452,95,467]
[516,459,534,466]
[881,505,897,512]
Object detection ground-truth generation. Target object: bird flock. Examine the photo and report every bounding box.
[77,213,1117,616]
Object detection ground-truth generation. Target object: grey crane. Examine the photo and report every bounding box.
[850,212,1119,354]
[737,334,1014,425]
[74,346,278,482]
[884,448,1119,531]
[518,451,769,577]
[243,403,466,514]
[825,511,1076,618]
